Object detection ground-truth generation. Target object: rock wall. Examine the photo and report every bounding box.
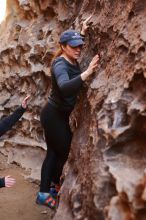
[0,0,146,219]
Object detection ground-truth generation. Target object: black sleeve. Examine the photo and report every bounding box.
[0,106,26,137]
[0,177,5,188]
[53,61,83,97]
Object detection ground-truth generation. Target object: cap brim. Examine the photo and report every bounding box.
[67,39,85,47]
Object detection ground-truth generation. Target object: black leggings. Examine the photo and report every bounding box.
[40,102,72,193]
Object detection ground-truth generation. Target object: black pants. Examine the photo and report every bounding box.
[40,102,72,193]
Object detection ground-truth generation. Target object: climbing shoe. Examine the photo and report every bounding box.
[36,192,56,209]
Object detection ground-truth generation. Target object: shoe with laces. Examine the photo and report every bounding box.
[49,187,58,198]
[49,183,61,199]
[36,192,56,209]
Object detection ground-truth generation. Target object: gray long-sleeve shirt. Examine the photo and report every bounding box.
[48,57,83,113]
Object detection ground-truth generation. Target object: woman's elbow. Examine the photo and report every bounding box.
[59,85,72,97]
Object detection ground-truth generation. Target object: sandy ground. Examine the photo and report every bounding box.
[0,153,54,220]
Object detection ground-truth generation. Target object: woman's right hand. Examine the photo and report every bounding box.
[81,54,99,81]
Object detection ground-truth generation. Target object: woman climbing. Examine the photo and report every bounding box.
[0,95,30,188]
[36,15,99,209]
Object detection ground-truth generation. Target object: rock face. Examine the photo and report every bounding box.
[0,0,146,219]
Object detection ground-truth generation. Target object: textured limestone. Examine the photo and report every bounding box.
[0,0,146,219]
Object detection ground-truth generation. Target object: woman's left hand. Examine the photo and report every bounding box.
[21,95,30,109]
[81,14,93,35]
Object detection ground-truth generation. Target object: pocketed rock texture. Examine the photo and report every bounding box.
[0,0,146,219]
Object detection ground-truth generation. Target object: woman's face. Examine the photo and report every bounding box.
[62,44,83,60]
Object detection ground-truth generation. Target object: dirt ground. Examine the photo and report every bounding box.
[0,152,54,220]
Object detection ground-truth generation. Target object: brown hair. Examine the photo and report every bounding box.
[53,48,62,60]
[51,43,67,63]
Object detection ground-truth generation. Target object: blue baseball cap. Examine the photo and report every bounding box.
[59,30,84,47]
